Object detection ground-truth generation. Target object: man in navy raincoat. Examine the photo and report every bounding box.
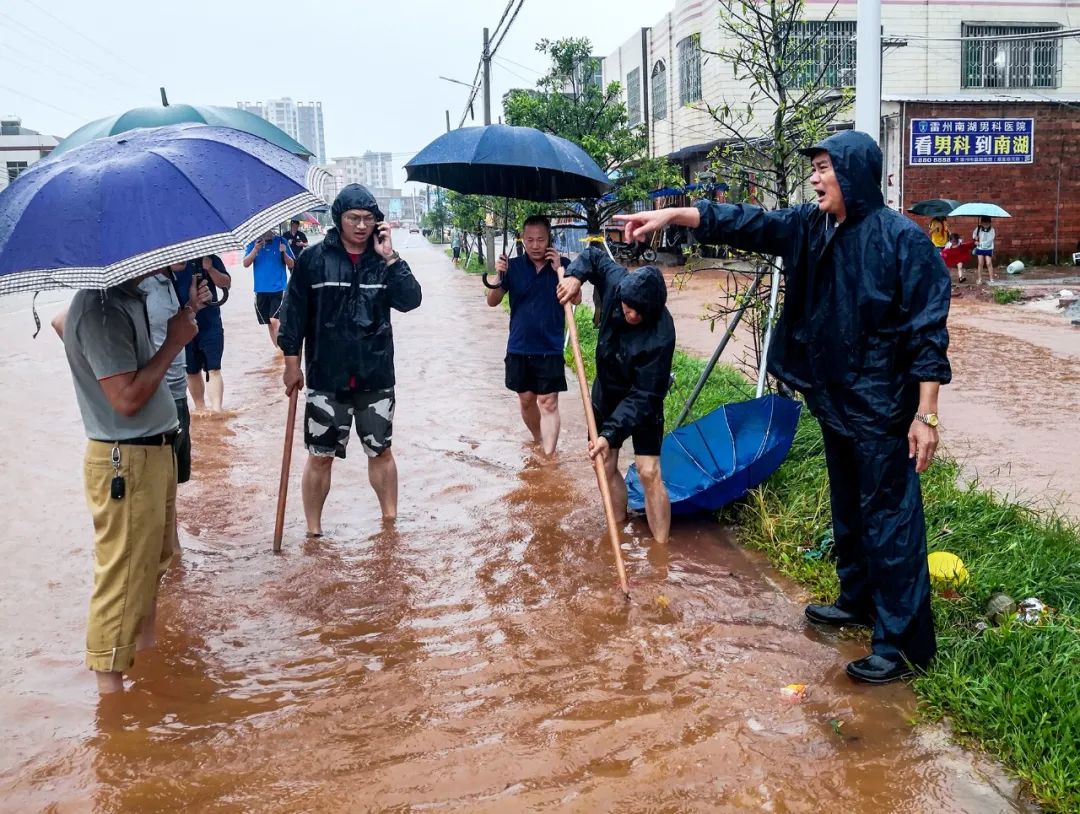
[615,131,951,684]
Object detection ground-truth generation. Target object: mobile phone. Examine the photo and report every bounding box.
[374,222,385,243]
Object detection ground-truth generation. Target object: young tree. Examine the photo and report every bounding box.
[504,37,680,233]
[692,0,854,383]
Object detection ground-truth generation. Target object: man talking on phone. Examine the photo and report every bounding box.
[278,184,422,536]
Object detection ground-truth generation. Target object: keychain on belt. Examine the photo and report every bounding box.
[110,444,125,500]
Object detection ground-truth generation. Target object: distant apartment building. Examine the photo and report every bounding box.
[0,116,59,191]
[362,151,393,188]
[236,97,326,164]
[602,0,1080,258]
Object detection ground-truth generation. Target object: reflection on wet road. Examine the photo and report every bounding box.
[0,236,1029,812]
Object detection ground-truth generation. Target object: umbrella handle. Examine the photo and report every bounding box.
[481,273,502,290]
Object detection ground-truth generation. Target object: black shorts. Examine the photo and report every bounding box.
[592,402,664,457]
[173,398,191,484]
[255,291,284,324]
[452,247,461,259]
[505,353,567,395]
[184,329,224,374]
[304,388,395,459]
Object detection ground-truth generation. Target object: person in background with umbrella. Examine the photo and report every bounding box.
[613,131,951,684]
[278,184,422,536]
[486,215,578,457]
[285,218,309,259]
[928,216,949,251]
[62,275,199,694]
[973,216,996,285]
[243,230,295,347]
[556,248,675,545]
[171,256,231,413]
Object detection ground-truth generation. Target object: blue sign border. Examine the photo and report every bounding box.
[909,118,1035,166]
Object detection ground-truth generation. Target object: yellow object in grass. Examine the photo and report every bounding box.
[927,551,969,588]
[655,594,671,610]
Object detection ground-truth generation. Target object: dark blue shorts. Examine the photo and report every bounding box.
[185,329,224,374]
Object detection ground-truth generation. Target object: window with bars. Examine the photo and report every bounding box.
[678,34,702,105]
[6,161,27,184]
[651,60,668,120]
[627,68,642,125]
[787,20,857,88]
[962,23,1061,88]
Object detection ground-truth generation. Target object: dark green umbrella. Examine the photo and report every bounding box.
[51,90,313,159]
[907,198,964,218]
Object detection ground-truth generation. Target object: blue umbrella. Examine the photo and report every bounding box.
[625,395,802,516]
[0,123,329,296]
[404,124,611,202]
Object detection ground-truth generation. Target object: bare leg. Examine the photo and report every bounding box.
[602,446,628,523]
[518,392,542,445]
[96,671,124,694]
[187,373,206,411]
[302,454,334,536]
[987,257,994,283]
[636,454,671,544]
[368,449,398,521]
[206,370,224,412]
[269,318,280,348]
[536,393,561,455]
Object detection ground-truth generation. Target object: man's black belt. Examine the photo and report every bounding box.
[93,431,179,446]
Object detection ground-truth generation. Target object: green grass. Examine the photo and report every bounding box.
[993,287,1024,305]
[445,247,487,274]
[568,305,1080,812]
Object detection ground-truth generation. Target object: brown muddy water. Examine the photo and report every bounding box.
[0,235,1031,812]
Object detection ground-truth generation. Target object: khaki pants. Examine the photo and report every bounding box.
[83,440,176,673]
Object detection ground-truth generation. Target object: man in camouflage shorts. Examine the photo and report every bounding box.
[305,389,396,459]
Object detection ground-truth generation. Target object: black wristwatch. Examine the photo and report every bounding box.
[385,251,401,265]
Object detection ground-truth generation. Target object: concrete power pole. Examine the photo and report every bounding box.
[482,26,495,270]
[855,0,882,143]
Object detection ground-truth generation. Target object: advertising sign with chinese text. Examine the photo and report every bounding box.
[909,118,1034,165]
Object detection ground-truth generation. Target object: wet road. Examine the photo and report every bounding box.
[0,235,1029,812]
[668,268,1080,517]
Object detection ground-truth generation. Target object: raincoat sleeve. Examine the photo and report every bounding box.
[600,341,675,449]
[896,230,952,384]
[692,200,807,257]
[566,246,622,302]
[387,258,422,313]
[277,250,309,357]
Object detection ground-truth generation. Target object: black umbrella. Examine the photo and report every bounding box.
[404,124,611,202]
[908,199,964,218]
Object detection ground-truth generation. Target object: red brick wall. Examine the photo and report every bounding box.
[901,102,1080,263]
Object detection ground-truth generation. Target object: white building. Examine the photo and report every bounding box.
[236,98,327,164]
[362,151,393,188]
[0,117,59,191]
[605,0,1080,170]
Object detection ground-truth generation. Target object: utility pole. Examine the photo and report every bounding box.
[855,0,882,143]
[482,26,495,270]
[445,109,451,133]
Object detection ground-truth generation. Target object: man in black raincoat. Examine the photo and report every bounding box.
[278,184,422,535]
[615,131,951,684]
[556,249,675,545]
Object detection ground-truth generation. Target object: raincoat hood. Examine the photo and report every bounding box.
[331,183,384,227]
[800,130,883,222]
[616,265,667,325]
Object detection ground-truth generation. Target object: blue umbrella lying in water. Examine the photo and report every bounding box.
[626,395,802,516]
[0,123,329,296]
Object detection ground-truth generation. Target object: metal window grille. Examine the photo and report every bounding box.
[788,21,857,88]
[651,60,668,120]
[6,161,27,184]
[678,35,702,105]
[962,23,1061,89]
[627,68,642,125]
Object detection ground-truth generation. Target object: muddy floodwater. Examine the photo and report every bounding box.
[0,235,1032,812]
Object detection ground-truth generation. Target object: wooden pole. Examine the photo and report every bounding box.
[564,302,631,598]
[272,388,299,553]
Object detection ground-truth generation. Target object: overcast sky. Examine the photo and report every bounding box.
[2,0,668,188]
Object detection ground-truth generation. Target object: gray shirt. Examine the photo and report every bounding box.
[138,274,187,400]
[64,282,179,441]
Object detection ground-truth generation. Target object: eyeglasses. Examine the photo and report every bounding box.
[342,213,377,227]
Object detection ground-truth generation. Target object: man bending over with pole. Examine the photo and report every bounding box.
[612,131,951,684]
[486,215,577,456]
[556,247,675,544]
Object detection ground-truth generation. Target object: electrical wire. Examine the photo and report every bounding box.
[0,83,82,119]
[17,0,144,72]
[489,0,517,43]
[490,0,526,57]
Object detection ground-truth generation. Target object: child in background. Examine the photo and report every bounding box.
[973,216,996,284]
[940,232,973,284]
[928,216,949,250]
